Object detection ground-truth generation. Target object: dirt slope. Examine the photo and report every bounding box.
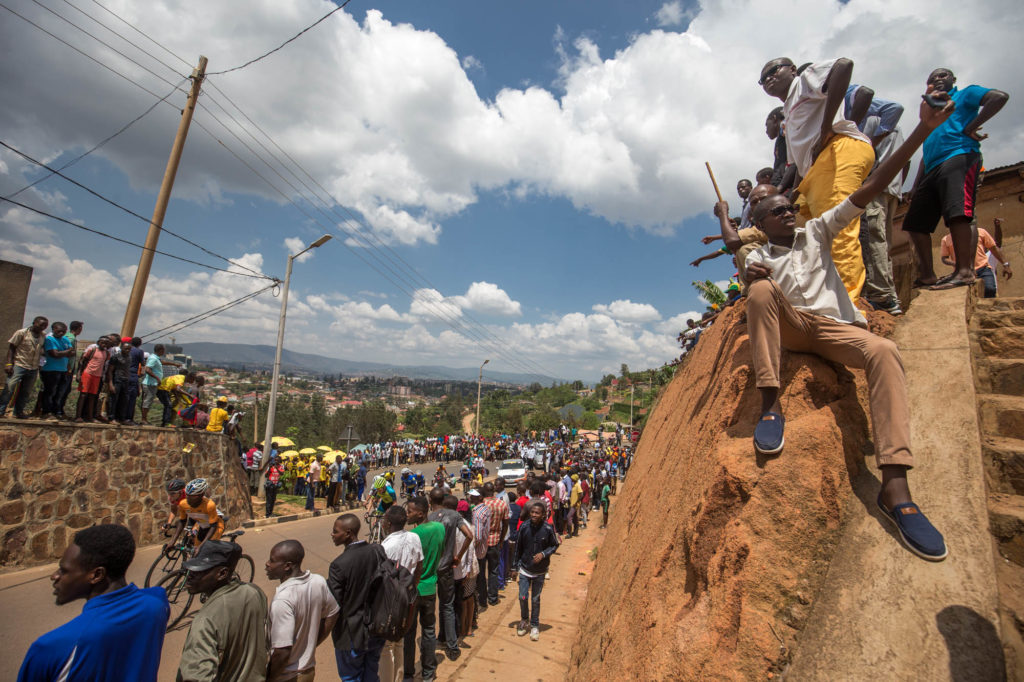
[570,300,875,680]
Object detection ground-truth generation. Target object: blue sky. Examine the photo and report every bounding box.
[1,0,1021,381]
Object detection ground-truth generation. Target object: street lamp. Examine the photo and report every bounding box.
[258,234,332,500]
[475,359,489,436]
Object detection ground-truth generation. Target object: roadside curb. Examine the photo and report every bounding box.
[243,507,353,528]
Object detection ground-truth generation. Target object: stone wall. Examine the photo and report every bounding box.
[0,421,252,569]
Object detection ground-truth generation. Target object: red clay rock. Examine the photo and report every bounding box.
[0,500,26,525]
[570,300,871,681]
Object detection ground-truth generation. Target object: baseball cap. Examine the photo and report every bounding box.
[182,540,241,572]
[468,489,482,499]
[120,336,132,343]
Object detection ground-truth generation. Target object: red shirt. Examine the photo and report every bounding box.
[266,464,284,485]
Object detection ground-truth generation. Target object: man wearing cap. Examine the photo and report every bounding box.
[206,396,230,433]
[177,540,268,682]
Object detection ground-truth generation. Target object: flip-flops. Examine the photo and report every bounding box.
[877,495,948,561]
[753,412,785,455]
[930,278,974,291]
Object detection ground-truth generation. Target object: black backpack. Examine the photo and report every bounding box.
[365,557,418,642]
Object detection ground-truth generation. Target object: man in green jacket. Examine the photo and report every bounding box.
[177,541,268,682]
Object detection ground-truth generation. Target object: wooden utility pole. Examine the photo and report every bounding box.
[121,56,208,337]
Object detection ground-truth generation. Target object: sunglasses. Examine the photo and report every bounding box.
[759,63,791,86]
[768,204,799,217]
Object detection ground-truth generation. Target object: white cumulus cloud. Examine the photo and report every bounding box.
[592,299,661,323]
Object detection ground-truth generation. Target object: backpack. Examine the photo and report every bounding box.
[365,557,418,642]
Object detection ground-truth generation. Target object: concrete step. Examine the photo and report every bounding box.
[974,311,1024,330]
[990,494,1024,567]
[986,359,1024,397]
[994,547,1024,678]
[973,326,1024,360]
[978,394,1024,440]
[976,298,1024,313]
[985,437,1024,496]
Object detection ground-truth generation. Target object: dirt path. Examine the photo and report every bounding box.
[435,507,609,681]
[462,411,475,435]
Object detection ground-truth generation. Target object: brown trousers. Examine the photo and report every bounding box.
[746,279,913,468]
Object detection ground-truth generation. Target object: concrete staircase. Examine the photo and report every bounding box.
[970,296,1024,676]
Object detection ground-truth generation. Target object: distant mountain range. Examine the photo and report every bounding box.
[161,342,558,385]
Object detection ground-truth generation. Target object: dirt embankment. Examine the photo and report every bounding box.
[570,300,877,680]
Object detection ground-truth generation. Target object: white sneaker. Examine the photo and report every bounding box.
[530,626,539,641]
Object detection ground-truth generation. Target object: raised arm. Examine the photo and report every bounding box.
[850,95,955,209]
[813,58,854,159]
[714,201,743,252]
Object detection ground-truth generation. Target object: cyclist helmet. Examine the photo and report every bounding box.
[184,478,209,496]
[385,471,395,481]
[166,478,186,493]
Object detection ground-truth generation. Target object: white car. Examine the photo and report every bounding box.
[498,459,527,484]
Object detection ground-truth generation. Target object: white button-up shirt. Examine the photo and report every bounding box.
[746,199,867,327]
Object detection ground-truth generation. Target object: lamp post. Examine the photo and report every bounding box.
[475,359,489,436]
[258,234,332,499]
[629,383,634,427]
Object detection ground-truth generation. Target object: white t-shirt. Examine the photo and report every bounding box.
[307,460,321,482]
[268,571,340,675]
[784,59,871,176]
[381,530,423,573]
[454,520,477,581]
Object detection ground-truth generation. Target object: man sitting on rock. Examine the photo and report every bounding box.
[741,91,955,561]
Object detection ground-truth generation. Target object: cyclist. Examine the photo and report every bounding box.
[365,472,396,514]
[433,464,446,487]
[401,470,417,499]
[163,478,187,530]
[165,478,224,554]
[414,470,426,495]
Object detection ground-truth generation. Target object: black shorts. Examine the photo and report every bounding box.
[903,152,981,233]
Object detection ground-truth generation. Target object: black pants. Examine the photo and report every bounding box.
[157,389,174,426]
[39,371,68,415]
[111,379,133,421]
[403,593,436,680]
[477,544,500,606]
[265,484,278,516]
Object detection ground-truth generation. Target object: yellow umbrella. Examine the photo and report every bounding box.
[322,451,345,463]
[281,450,299,458]
[316,445,333,452]
[299,447,317,455]
[271,436,295,447]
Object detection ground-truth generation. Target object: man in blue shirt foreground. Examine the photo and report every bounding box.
[18,524,169,682]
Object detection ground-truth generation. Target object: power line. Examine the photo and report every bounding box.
[0,140,274,281]
[198,85,560,381]
[207,0,353,75]
[5,77,187,200]
[85,0,192,69]
[22,0,557,381]
[26,0,187,88]
[0,0,187,103]
[0,196,273,280]
[139,283,278,341]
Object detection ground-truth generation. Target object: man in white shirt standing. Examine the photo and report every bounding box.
[760,57,875,301]
[265,540,340,682]
[741,93,953,562]
[380,505,423,682]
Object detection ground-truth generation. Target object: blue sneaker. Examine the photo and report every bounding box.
[753,412,785,455]
[877,496,948,561]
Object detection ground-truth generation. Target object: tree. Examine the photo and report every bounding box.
[571,379,585,391]
[620,363,630,380]
[693,279,727,307]
[599,374,615,387]
[354,401,396,443]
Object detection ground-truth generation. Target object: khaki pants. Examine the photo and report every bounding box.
[746,279,913,468]
[860,193,899,303]
[378,638,404,682]
[270,668,315,682]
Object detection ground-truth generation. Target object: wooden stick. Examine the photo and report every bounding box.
[705,161,724,202]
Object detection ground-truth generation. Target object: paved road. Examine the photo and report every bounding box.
[0,459,520,681]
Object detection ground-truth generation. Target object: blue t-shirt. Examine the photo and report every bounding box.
[141,353,163,386]
[922,85,991,172]
[41,334,73,373]
[128,347,146,377]
[18,584,169,682]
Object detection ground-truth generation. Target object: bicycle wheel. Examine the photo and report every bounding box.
[145,546,182,588]
[233,554,255,583]
[156,569,195,631]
